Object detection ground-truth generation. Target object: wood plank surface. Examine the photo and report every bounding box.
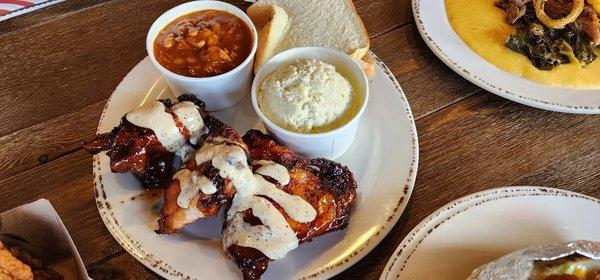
[88,252,160,280]
[0,0,415,180]
[370,25,480,118]
[355,0,411,38]
[0,0,188,137]
[0,0,108,35]
[0,23,468,184]
[0,0,411,38]
[0,100,104,180]
[0,0,406,138]
[0,150,122,264]
[0,0,599,279]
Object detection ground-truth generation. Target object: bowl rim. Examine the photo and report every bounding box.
[145,0,258,82]
[251,46,370,138]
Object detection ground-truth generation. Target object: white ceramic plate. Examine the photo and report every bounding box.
[92,52,419,280]
[380,186,600,280]
[413,0,600,113]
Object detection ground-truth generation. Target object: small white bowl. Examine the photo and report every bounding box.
[251,47,370,160]
[146,1,258,111]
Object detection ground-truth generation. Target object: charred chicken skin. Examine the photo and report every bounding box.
[82,94,207,189]
[157,116,249,234]
[225,130,357,280]
[88,90,359,280]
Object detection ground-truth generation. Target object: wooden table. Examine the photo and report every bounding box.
[1,0,598,279]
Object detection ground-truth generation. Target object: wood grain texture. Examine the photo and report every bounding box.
[88,252,161,280]
[0,0,410,180]
[354,0,410,38]
[0,100,104,180]
[0,150,123,265]
[0,0,188,137]
[0,0,411,38]
[369,25,480,119]
[0,0,405,139]
[0,23,446,186]
[0,0,109,35]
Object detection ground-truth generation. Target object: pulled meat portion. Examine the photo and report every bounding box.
[497,0,599,69]
[497,0,600,45]
[545,0,600,44]
[572,5,600,44]
[544,0,578,18]
[497,0,532,24]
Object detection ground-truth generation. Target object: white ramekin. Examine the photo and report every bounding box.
[146,1,258,111]
[251,47,370,160]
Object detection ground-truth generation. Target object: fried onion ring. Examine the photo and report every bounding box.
[534,0,584,29]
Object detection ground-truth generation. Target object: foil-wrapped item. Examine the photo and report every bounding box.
[468,240,600,280]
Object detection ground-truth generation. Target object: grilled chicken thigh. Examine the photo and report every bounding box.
[156,128,357,280]
[157,116,248,234]
[224,130,357,280]
[82,95,206,188]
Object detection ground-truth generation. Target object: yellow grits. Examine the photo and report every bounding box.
[446,0,600,89]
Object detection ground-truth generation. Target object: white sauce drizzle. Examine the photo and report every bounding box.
[180,196,205,224]
[223,173,316,259]
[223,195,298,259]
[252,160,291,185]
[194,143,256,197]
[175,143,195,162]
[126,100,184,152]
[125,100,204,154]
[247,175,315,223]
[172,101,204,145]
[174,169,217,209]
[176,141,317,259]
[198,176,217,195]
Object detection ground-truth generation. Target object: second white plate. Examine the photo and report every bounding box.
[381,186,600,280]
[413,0,600,113]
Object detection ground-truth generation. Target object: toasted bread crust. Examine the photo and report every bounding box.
[248,0,370,73]
[247,4,289,73]
[345,0,370,60]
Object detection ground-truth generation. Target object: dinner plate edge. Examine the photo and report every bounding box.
[412,0,600,114]
[379,186,600,280]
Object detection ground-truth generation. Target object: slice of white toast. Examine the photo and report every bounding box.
[247,0,373,75]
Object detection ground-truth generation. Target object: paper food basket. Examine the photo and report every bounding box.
[0,199,89,280]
